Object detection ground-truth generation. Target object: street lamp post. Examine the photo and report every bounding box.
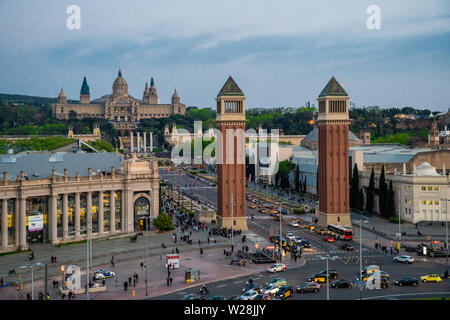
[441,198,449,267]
[353,218,369,300]
[279,201,282,262]
[145,215,149,296]
[230,193,234,250]
[19,262,42,300]
[317,255,338,300]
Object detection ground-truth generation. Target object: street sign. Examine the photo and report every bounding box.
[395,233,402,238]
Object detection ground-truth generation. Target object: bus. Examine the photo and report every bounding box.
[327,224,353,240]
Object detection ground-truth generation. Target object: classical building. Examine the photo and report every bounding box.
[0,152,159,253]
[359,162,449,223]
[52,69,186,124]
[317,76,351,228]
[216,76,247,231]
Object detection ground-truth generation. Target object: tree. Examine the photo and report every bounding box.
[366,167,375,213]
[153,213,173,231]
[294,165,300,192]
[359,188,365,211]
[386,180,395,218]
[303,176,307,193]
[378,165,387,216]
[350,163,361,209]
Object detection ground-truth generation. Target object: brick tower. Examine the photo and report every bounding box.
[216,76,248,231]
[317,77,352,228]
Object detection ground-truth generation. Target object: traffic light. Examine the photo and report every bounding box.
[60,265,65,274]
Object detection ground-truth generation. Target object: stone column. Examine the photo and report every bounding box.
[98,191,104,234]
[150,132,153,153]
[87,192,92,236]
[75,192,80,238]
[62,193,69,240]
[19,197,27,248]
[110,190,116,233]
[137,132,140,153]
[2,198,8,248]
[49,194,58,242]
[130,131,134,153]
[143,132,147,153]
[15,198,19,247]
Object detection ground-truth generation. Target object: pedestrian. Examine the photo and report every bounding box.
[124,281,128,291]
[231,245,234,253]
[128,277,132,285]
[140,262,143,270]
[102,279,106,287]
[176,247,179,254]
[46,293,50,300]
[169,277,173,285]
[135,273,138,282]
[200,247,203,255]
[167,277,170,286]
[133,278,136,287]
[160,251,162,260]
[111,254,115,267]
[26,292,31,300]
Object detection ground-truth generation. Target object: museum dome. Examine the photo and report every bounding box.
[112,69,128,96]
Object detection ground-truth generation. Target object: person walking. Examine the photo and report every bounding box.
[111,254,115,267]
[124,281,128,291]
[200,247,203,255]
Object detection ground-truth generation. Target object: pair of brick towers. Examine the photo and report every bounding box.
[215,76,351,231]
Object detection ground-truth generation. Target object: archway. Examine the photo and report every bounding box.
[134,196,150,231]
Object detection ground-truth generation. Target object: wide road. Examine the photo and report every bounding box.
[152,257,450,300]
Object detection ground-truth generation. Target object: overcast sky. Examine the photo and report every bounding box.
[0,0,449,111]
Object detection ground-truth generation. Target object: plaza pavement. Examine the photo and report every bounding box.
[0,225,303,300]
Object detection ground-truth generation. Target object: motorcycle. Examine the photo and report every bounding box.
[199,286,209,295]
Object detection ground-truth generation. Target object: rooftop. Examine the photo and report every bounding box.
[0,152,124,180]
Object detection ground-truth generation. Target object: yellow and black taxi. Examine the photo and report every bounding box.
[274,285,294,299]
[307,270,339,283]
[420,274,442,283]
[315,228,328,235]
[258,209,267,214]
[248,204,257,209]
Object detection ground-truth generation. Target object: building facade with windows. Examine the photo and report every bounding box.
[52,69,186,122]
[0,152,159,253]
[359,162,449,223]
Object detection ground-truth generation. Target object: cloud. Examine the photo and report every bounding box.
[0,0,449,111]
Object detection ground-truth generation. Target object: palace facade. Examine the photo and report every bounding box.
[52,69,186,123]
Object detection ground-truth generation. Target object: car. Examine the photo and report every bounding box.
[286,233,296,241]
[93,269,116,280]
[355,276,389,289]
[289,221,300,227]
[394,277,419,286]
[394,255,414,264]
[296,239,312,248]
[323,235,335,242]
[331,279,352,288]
[209,295,227,300]
[420,274,442,283]
[248,205,256,209]
[296,282,320,293]
[274,285,294,299]
[261,284,281,295]
[362,265,380,275]
[259,209,267,214]
[253,294,272,300]
[307,270,339,283]
[242,283,262,293]
[280,209,288,215]
[183,293,205,300]
[273,214,280,221]
[267,263,287,273]
[239,289,259,300]
[342,244,354,251]
[266,278,287,287]
[315,228,328,235]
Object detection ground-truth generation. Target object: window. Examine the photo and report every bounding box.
[421,200,426,205]
[434,186,439,191]
[427,200,432,205]
[422,186,426,191]
[428,186,432,191]
[434,201,439,205]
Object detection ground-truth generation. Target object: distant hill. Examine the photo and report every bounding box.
[0,93,78,108]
